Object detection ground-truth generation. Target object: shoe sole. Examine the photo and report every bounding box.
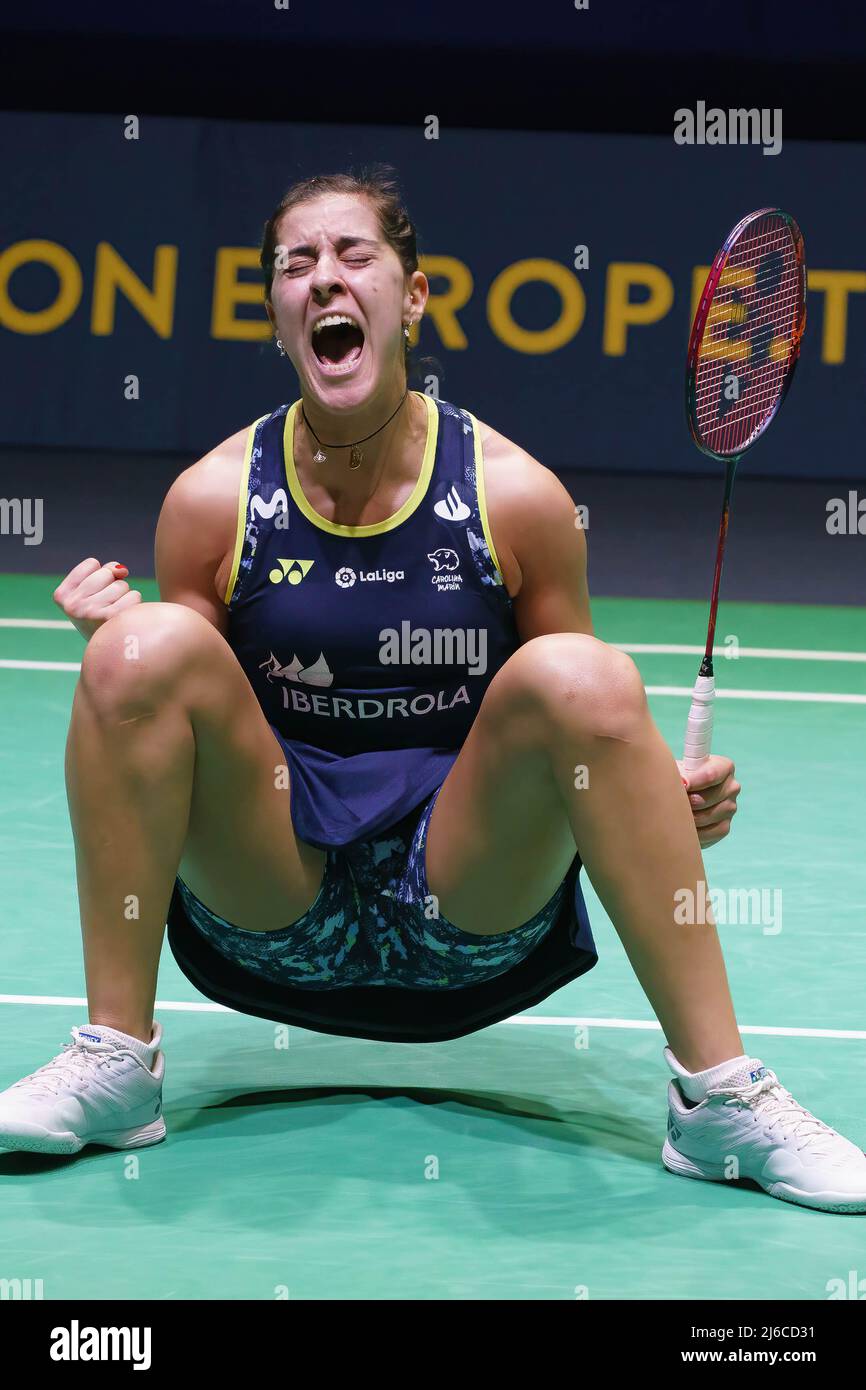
[0,1117,166,1156]
[662,1139,866,1214]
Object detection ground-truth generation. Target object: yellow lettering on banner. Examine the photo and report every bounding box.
[603,262,673,355]
[212,247,270,340]
[690,265,711,325]
[808,269,866,365]
[488,258,585,354]
[0,239,83,333]
[91,242,178,337]
[418,255,473,349]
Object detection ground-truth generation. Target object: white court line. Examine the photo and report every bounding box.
[646,685,866,704]
[1,620,864,664]
[617,644,866,663]
[0,659,81,671]
[0,995,864,1040]
[0,619,72,630]
[0,658,863,703]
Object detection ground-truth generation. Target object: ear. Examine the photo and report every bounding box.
[265,299,276,329]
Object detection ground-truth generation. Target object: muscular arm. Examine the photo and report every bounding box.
[153,429,247,637]
[479,430,593,643]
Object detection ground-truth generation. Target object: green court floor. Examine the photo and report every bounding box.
[1,575,865,1299]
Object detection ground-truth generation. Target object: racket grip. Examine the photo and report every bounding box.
[682,674,716,772]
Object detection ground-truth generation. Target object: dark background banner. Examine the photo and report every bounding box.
[2,111,865,479]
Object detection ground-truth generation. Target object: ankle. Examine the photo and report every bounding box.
[90,1018,155,1047]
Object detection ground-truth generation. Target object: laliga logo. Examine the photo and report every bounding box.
[335,567,356,588]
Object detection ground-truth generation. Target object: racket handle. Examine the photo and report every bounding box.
[682,674,716,772]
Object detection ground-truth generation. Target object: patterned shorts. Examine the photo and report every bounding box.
[176,785,567,991]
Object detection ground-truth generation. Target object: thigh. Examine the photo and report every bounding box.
[425,637,582,935]
[91,601,326,931]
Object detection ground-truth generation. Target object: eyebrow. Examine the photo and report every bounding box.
[282,236,380,256]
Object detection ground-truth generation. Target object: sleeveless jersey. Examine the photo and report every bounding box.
[224,391,521,848]
[167,390,599,1041]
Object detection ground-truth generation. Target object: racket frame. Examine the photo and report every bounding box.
[685,207,807,464]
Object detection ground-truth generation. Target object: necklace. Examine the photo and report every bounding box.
[302,389,409,470]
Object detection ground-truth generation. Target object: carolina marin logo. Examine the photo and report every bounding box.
[427,548,462,591]
[335,566,405,587]
[50,1320,151,1370]
[674,101,782,157]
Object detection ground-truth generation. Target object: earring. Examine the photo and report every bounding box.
[403,323,411,339]
[275,338,287,357]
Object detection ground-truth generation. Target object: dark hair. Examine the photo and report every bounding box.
[260,163,427,377]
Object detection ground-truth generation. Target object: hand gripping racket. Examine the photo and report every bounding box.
[682,208,807,772]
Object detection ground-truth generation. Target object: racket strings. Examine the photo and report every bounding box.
[692,213,803,456]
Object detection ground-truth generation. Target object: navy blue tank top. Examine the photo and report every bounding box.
[224,391,520,848]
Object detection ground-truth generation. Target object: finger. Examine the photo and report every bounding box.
[72,562,130,603]
[102,588,143,614]
[683,757,735,794]
[699,822,731,848]
[53,556,103,604]
[689,777,740,812]
[81,579,133,611]
[693,801,738,829]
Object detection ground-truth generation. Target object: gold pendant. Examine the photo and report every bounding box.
[313,448,327,463]
[349,446,363,469]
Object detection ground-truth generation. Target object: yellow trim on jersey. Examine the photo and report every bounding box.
[466,409,505,583]
[282,389,438,537]
[223,414,268,605]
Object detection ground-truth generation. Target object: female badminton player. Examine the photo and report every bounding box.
[2,169,864,1213]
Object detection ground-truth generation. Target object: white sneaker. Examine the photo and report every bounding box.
[0,1023,166,1155]
[662,1051,866,1213]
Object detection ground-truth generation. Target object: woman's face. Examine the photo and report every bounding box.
[266,193,426,412]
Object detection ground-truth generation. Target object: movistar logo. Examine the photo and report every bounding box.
[268,559,314,586]
[250,488,289,523]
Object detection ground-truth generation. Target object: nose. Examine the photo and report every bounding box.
[310,253,345,300]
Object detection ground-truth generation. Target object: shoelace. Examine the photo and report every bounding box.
[11,1038,128,1097]
[707,1070,837,1152]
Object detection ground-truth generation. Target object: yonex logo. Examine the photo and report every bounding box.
[269,559,314,586]
[433,486,470,523]
[79,1031,102,1043]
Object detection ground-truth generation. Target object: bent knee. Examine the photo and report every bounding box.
[79,602,222,716]
[490,633,647,741]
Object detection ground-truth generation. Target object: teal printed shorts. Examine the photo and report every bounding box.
[176,785,566,991]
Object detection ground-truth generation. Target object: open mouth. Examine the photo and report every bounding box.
[311,315,365,373]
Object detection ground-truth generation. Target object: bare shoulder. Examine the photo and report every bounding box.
[155,425,250,611]
[472,415,578,595]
